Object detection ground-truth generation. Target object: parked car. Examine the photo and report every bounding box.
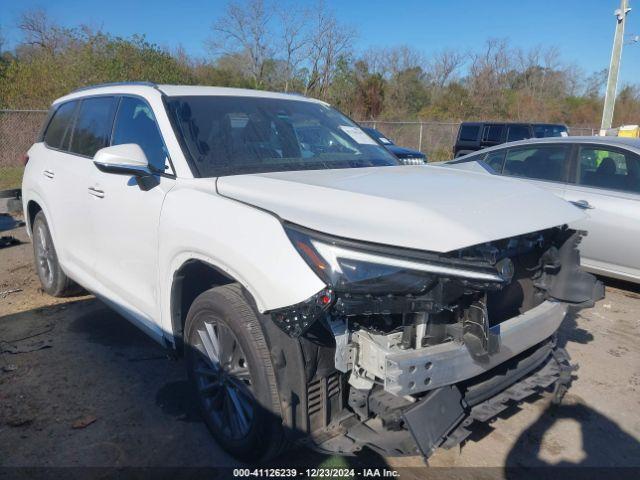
[23,83,601,462]
[361,127,427,164]
[454,122,568,157]
[441,136,640,284]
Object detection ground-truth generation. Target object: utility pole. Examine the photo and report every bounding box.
[600,0,632,134]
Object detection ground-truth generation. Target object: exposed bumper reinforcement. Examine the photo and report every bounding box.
[356,300,568,396]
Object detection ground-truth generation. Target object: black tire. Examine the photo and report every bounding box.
[184,284,286,462]
[31,211,81,297]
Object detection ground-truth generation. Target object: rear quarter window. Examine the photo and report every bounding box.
[44,101,78,150]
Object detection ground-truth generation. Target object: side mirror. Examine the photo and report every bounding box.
[93,144,151,177]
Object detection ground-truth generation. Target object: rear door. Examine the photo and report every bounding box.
[66,96,118,281]
[89,96,175,326]
[43,97,118,284]
[563,144,640,281]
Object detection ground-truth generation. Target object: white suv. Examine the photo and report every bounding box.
[22,82,602,461]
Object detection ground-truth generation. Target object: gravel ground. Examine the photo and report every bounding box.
[1,210,639,476]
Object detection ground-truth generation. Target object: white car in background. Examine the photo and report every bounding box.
[22,83,602,461]
[441,137,640,284]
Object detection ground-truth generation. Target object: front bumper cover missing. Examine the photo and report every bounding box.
[354,300,568,396]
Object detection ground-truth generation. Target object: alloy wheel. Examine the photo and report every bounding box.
[193,320,255,440]
[34,222,54,288]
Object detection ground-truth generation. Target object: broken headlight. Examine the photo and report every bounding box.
[284,224,504,295]
[270,289,333,337]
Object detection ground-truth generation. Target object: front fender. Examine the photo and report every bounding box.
[158,180,325,338]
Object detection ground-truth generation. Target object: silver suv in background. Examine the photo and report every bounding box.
[442,136,640,284]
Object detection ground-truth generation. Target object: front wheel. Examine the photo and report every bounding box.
[184,284,287,462]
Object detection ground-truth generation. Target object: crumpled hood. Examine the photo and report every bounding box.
[216,165,585,253]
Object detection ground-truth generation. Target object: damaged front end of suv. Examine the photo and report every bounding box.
[265,223,603,457]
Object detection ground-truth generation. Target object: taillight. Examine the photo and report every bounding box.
[22,154,29,165]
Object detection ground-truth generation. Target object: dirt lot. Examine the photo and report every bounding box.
[1,209,639,475]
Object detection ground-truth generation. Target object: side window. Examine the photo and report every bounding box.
[503,145,570,182]
[44,101,78,150]
[533,124,568,138]
[506,125,531,142]
[482,125,504,143]
[69,97,117,157]
[578,146,640,194]
[459,125,480,142]
[483,150,506,173]
[112,97,168,172]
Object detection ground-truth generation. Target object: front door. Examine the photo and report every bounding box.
[88,96,174,328]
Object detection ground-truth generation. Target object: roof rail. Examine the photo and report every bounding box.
[70,81,159,94]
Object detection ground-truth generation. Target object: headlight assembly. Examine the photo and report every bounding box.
[284,224,505,295]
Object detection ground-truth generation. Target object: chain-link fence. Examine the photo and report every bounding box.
[0,110,48,168]
[359,121,459,161]
[0,109,600,168]
[358,121,599,161]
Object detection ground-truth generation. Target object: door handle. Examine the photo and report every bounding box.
[88,187,105,198]
[43,169,55,179]
[570,199,594,210]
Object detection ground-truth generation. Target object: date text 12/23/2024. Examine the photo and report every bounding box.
[233,468,400,477]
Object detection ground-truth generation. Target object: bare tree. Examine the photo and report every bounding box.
[385,46,424,77]
[18,8,67,54]
[467,38,514,117]
[208,0,274,88]
[304,1,355,98]
[583,68,608,98]
[427,49,466,88]
[276,4,309,92]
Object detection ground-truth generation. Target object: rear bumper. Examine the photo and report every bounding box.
[355,300,567,396]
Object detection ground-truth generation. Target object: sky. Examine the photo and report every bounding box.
[0,0,638,85]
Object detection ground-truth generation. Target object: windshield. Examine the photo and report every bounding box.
[165,96,398,177]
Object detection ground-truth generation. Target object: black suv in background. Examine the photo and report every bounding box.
[454,122,568,157]
[362,127,427,164]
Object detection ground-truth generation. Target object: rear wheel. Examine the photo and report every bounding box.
[31,211,81,297]
[184,284,286,462]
